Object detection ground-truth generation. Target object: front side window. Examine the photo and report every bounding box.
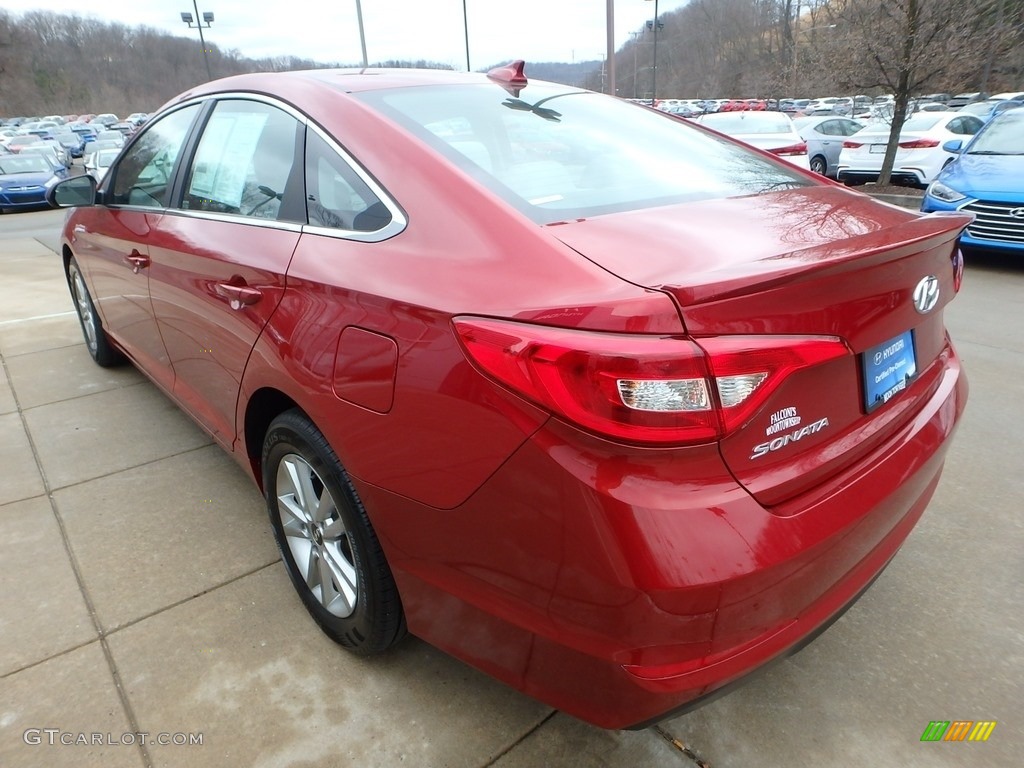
[110,104,199,207]
[182,100,303,222]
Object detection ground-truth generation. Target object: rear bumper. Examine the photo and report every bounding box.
[360,341,967,729]
[839,169,925,187]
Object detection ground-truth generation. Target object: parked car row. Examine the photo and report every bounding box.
[1,112,148,129]
[652,90,1024,124]
[0,112,142,212]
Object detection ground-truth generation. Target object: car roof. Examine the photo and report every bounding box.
[179,68,497,101]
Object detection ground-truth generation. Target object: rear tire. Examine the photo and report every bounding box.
[262,409,405,655]
[67,256,123,367]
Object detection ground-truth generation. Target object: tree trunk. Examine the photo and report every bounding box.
[878,0,919,187]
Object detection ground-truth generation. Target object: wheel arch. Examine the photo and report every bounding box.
[243,387,305,490]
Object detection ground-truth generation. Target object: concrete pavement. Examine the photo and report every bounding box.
[0,208,1019,767]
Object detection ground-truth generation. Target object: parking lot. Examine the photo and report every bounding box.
[0,207,1020,768]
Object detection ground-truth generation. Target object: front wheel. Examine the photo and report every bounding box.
[67,256,123,367]
[810,155,828,176]
[262,409,405,654]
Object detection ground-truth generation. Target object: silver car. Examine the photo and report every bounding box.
[793,115,865,177]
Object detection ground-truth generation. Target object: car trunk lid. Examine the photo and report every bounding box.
[548,186,970,506]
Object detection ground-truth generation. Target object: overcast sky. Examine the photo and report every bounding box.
[4,1,692,69]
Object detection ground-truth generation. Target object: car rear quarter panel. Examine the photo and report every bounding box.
[236,90,685,508]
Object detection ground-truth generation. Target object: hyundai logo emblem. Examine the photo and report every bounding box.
[1009,207,1024,219]
[912,275,940,314]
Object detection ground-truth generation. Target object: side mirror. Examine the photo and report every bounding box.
[47,175,97,208]
[942,139,964,153]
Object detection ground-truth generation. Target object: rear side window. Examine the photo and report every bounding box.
[182,100,304,222]
[304,130,392,232]
[110,104,200,207]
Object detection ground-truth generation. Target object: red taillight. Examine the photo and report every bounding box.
[454,318,850,446]
[842,141,862,149]
[772,141,808,157]
[696,336,850,432]
[898,138,940,149]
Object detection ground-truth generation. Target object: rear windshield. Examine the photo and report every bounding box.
[901,114,944,131]
[358,83,810,224]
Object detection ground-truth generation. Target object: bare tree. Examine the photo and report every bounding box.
[812,0,996,185]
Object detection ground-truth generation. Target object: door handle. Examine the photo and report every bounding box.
[124,250,150,274]
[215,282,262,310]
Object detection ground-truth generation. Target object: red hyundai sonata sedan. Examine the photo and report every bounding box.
[49,63,969,729]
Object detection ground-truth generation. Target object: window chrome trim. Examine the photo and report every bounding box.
[300,121,408,243]
[170,91,312,127]
[109,91,407,242]
[158,207,306,233]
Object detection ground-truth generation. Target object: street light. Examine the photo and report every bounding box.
[644,0,660,107]
[180,1,214,81]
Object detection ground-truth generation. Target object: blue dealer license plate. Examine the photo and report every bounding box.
[862,331,917,412]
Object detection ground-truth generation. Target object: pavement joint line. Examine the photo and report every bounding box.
[94,560,281,638]
[43,440,219,494]
[0,310,76,326]
[13,373,154,413]
[0,636,102,682]
[1,351,156,768]
[0,341,84,360]
[652,724,712,767]
[480,709,558,767]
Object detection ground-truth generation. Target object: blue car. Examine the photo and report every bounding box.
[0,154,65,212]
[921,106,1024,257]
[957,98,1024,123]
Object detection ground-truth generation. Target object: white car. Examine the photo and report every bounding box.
[836,111,984,187]
[696,111,810,169]
[85,147,120,183]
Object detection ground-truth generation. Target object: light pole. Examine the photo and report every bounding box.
[645,0,661,106]
[605,0,615,96]
[180,2,214,81]
[462,0,470,72]
[630,32,640,98]
[355,0,368,68]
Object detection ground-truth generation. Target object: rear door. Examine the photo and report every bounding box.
[146,98,305,446]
